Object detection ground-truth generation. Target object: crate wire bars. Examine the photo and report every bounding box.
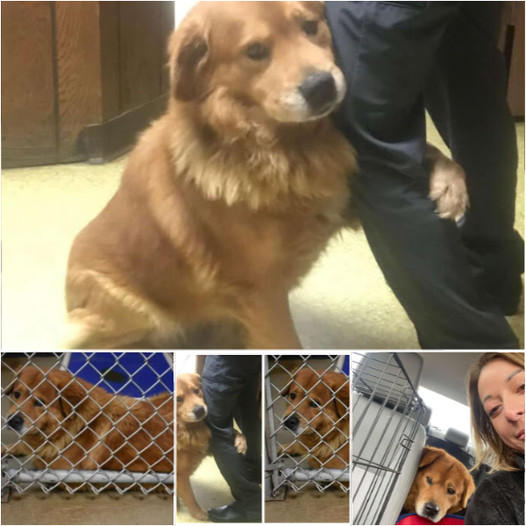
[1,352,173,500]
[352,352,428,525]
[265,355,350,498]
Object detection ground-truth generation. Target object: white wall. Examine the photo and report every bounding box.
[176,0,199,27]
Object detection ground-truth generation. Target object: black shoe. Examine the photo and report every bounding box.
[208,504,261,523]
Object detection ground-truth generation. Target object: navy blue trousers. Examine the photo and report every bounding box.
[201,356,261,513]
[326,1,523,348]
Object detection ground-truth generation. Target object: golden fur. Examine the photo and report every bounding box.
[176,372,211,521]
[4,366,173,473]
[64,1,468,350]
[403,446,476,523]
[281,368,349,469]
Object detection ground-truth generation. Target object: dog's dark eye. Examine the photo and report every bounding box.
[176,395,184,403]
[426,476,432,485]
[193,388,200,395]
[13,391,20,400]
[302,20,318,36]
[289,393,296,400]
[309,400,319,408]
[245,42,270,61]
[34,399,44,407]
[447,487,455,495]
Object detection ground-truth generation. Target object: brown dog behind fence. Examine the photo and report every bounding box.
[3,365,173,474]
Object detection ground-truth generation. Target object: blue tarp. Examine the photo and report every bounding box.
[65,352,173,397]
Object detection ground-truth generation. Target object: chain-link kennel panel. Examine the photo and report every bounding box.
[265,355,350,498]
[1,352,173,501]
[352,352,429,525]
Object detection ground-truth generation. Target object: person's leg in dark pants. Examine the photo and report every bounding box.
[201,356,261,522]
[233,380,261,483]
[326,1,519,348]
[425,3,524,315]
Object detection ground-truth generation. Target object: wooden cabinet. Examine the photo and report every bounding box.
[2,1,174,168]
[501,1,525,117]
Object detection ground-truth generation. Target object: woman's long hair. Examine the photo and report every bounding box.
[467,352,524,472]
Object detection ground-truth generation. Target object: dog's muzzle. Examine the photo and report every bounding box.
[192,405,207,421]
[299,71,337,115]
[7,413,24,432]
[283,414,300,432]
[422,501,440,520]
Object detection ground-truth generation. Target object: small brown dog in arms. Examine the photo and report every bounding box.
[64,1,468,349]
[4,366,173,473]
[281,368,349,471]
[403,446,475,523]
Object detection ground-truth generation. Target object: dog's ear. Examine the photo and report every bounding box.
[418,446,444,468]
[168,18,210,102]
[323,372,349,418]
[46,369,90,417]
[460,472,476,510]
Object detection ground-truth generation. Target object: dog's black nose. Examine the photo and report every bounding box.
[192,405,206,420]
[299,72,337,114]
[284,414,299,431]
[423,502,439,518]
[7,413,24,432]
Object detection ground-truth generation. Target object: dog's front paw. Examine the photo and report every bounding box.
[191,508,209,521]
[428,160,469,223]
[234,432,247,455]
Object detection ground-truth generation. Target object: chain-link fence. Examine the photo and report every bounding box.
[265,355,350,498]
[352,352,429,525]
[1,352,173,501]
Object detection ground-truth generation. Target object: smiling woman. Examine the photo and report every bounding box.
[465,352,525,525]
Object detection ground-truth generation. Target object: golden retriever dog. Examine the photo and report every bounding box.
[281,368,349,470]
[64,1,468,349]
[403,446,476,523]
[176,372,211,521]
[4,366,173,473]
[176,372,247,521]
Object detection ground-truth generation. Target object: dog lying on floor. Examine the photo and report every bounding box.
[403,446,475,523]
[281,367,349,471]
[64,1,468,349]
[176,372,247,521]
[4,366,173,473]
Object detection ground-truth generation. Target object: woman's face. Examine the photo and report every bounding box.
[478,358,524,453]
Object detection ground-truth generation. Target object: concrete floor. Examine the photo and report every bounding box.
[176,455,234,523]
[1,121,524,349]
[1,354,173,525]
[1,491,173,526]
[266,489,349,523]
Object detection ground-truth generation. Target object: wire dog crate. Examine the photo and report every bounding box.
[1,352,173,501]
[352,352,429,525]
[265,355,350,498]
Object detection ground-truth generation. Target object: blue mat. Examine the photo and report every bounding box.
[65,352,173,397]
[341,355,350,375]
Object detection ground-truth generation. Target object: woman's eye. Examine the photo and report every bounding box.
[246,42,270,61]
[488,405,501,418]
[302,20,318,36]
[290,393,296,400]
[518,383,525,393]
